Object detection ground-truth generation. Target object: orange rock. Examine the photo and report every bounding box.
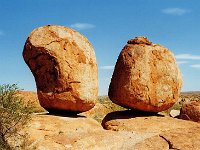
[109,36,182,112]
[25,114,169,150]
[179,101,200,122]
[102,110,199,133]
[23,25,98,112]
[102,110,200,150]
[23,110,200,149]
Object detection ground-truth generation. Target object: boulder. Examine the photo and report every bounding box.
[179,101,200,122]
[109,36,182,112]
[23,25,98,112]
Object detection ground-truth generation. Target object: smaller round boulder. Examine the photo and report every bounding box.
[109,36,182,112]
[179,101,200,122]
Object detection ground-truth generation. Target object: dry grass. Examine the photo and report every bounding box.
[18,91,46,113]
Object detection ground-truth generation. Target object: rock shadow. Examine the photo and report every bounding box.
[45,109,86,118]
[102,109,163,128]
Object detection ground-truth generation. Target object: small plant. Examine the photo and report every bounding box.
[0,84,34,150]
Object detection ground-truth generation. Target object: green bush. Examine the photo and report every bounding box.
[0,84,34,150]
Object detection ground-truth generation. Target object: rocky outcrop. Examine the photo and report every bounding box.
[179,101,200,122]
[23,25,98,112]
[24,114,170,150]
[16,92,200,150]
[109,36,182,112]
[102,110,200,150]
[24,112,200,150]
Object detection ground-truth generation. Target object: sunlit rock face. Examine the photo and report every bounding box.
[23,25,98,112]
[109,36,182,112]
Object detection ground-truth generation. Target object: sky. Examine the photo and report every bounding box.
[0,0,200,95]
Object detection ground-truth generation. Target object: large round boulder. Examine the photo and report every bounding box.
[109,36,182,112]
[23,25,98,112]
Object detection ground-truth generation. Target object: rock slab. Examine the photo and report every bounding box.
[24,114,172,150]
[109,36,182,112]
[24,112,200,150]
[23,25,98,112]
[102,110,200,150]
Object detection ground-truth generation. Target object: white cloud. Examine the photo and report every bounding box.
[190,64,200,68]
[99,65,114,70]
[70,23,95,30]
[175,54,200,60]
[162,8,190,16]
[177,61,188,64]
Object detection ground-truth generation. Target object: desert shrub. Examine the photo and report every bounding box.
[0,84,34,150]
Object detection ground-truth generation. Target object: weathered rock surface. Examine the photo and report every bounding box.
[109,36,182,112]
[24,114,169,150]
[23,25,98,112]
[160,128,200,150]
[102,110,200,150]
[25,114,102,150]
[179,101,200,122]
[24,112,200,150]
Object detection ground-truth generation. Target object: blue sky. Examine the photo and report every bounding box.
[0,0,200,95]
